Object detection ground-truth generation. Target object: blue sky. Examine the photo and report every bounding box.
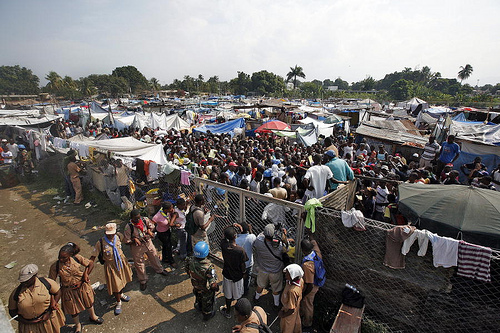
[1,0,499,86]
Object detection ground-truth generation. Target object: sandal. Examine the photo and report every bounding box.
[89,317,104,325]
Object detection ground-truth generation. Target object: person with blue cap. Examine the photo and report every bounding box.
[325,149,354,191]
[185,241,219,321]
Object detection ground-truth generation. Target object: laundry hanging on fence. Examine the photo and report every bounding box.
[384,225,416,269]
[401,229,431,256]
[428,233,459,268]
[304,198,323,233]
[457,241,492,282]
[180,170,191,185]
[341,208,366,231]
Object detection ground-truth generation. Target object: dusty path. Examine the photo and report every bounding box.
[0,185,241,333]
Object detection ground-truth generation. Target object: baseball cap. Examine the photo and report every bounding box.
[18,264,38,283]
[228,162,238,167]
[325,150,336,158]
[105,223,117,235]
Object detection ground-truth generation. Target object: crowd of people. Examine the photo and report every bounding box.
[9,202,325,333]
[6,114,500,333]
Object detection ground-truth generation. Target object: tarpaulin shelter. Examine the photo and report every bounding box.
[398,183,500,248]
[70,137,168,165]
[398,97,429,116]
[298,117,334,137]
[254,120,290,133]
[150,113,190,131]
[193,118,245,135]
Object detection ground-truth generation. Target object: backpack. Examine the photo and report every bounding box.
[245,309,272,333]
[303,251,326,287]
[14,277,52,302]
[97,238,105,264]
[185,206,200,236]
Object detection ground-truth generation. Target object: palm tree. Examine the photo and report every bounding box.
[149,77,160,91]
[45,71,63,94]
[458,64,473,83]
[286,65,306,90]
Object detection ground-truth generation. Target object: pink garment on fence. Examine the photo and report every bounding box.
[180,170,191,185]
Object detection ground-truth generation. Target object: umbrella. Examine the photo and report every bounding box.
[398,184,500,247]
[254,120,291,133]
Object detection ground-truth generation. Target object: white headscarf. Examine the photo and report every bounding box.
[284,263,304,281]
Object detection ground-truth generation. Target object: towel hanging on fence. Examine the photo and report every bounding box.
[304,198,322,233]
[428,233,459,268]
[384,225,416,269]
[457,241,492,282]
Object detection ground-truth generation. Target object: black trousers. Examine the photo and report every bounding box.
[157,229,174,264]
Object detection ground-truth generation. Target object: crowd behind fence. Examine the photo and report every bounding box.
[314,207,500,333]
[155,175,500,332]
[158,176,305,259]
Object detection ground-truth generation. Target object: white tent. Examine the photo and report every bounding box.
[398,97,429,112]
[71,137,168,165]
[150,113,190,131]
[298,117,334,137]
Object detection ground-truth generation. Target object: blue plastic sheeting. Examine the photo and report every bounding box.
[452,151,500,184]
[245,129,256,137]
[193,118,245,134]
[200,101,218,106]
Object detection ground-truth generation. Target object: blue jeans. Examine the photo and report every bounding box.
[177,228,188,260]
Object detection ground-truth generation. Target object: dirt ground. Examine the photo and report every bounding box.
[0,159,281,333]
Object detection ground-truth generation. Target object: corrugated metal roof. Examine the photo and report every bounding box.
[355,120,428,145]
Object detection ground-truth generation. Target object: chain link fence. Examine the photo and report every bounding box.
[314,207,500,333]
[157,176,305,260]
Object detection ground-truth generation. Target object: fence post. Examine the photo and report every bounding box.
[294,207,305,264]
[239,189,246,223]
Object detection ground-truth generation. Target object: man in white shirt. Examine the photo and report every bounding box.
[235,222,257,296]
[303,154,333,199]
[1,146,13,164]
[6,139,19,160]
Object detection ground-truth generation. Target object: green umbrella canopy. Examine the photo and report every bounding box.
[398,184,500,237]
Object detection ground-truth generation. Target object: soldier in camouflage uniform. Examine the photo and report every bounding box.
[185,241,219,321]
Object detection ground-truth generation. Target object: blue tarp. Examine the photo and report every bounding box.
[452,151,500,184]
[193,118,245,135]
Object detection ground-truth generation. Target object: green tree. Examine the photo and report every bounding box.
[229,71,251,95]
[333,77,349,90]
[112,65,148,94]
[286,65,306,90]
[0,65,40,94]
[206,76,220,94]
[389,79,413,100]
[45,71,63,94]
[458,64,473,83]
[181,75,196,93]
[87,74,128,97]
[196,74,205,93]
[149,77,161,91]
[76,77,97,98]
[251,70,285,96]
[300,81,323,98]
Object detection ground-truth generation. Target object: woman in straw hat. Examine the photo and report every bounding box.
[90,222,133,315]
[8,263,65,333]
[49,242,103,333]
